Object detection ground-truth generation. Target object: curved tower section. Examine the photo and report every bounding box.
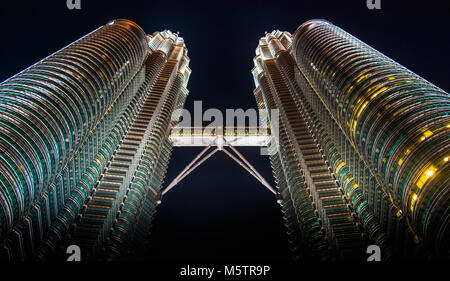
[0,21,191,261]
[292,19,449,257]
[253,31,368,261]
[0,19,148,240]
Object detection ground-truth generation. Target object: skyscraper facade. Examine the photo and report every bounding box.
[0,20,191,261]
[253,20,449,260]
[0,17,447,262]
[253,30,369,261]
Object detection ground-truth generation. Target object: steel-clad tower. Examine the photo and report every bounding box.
[0,17,448,262]
[253,20,449,260]
[254,30,368,261]
[0,20,191,261]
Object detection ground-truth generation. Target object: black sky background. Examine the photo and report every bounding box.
[1,0,449,262]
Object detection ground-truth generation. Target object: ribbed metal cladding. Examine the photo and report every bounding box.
[0,19,149,240]
[292,19,449,255]
[254,30,382,260]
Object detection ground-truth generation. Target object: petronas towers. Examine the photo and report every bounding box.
[0,19,448,261]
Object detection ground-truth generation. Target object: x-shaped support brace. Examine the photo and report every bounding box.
[161,136,279,200]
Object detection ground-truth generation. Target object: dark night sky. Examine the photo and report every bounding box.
[1,0,449,262]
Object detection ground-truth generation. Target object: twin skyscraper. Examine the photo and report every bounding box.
[0,19,448,261]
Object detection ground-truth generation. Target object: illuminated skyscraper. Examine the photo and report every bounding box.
[253,20,449,260]
[0,20,191,261]
[254,30,368,261]
[0,17,447,262]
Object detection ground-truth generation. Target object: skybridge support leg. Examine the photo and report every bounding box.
[221,147,276,195]
[162,144,218,196]
[161,136,279,202]
[222,137,278,195]
[164,138,217,190]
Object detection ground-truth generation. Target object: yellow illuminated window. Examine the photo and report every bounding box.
[356,101,369,118]
[335,161,345,172]
[416,165,437,189]
[370,86,388,99]
[356,73,369,83]
[410,193,418,211]
[423,130,433,137]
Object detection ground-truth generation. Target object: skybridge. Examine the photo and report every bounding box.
[162,126,279,199]
[169,126,271,147]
